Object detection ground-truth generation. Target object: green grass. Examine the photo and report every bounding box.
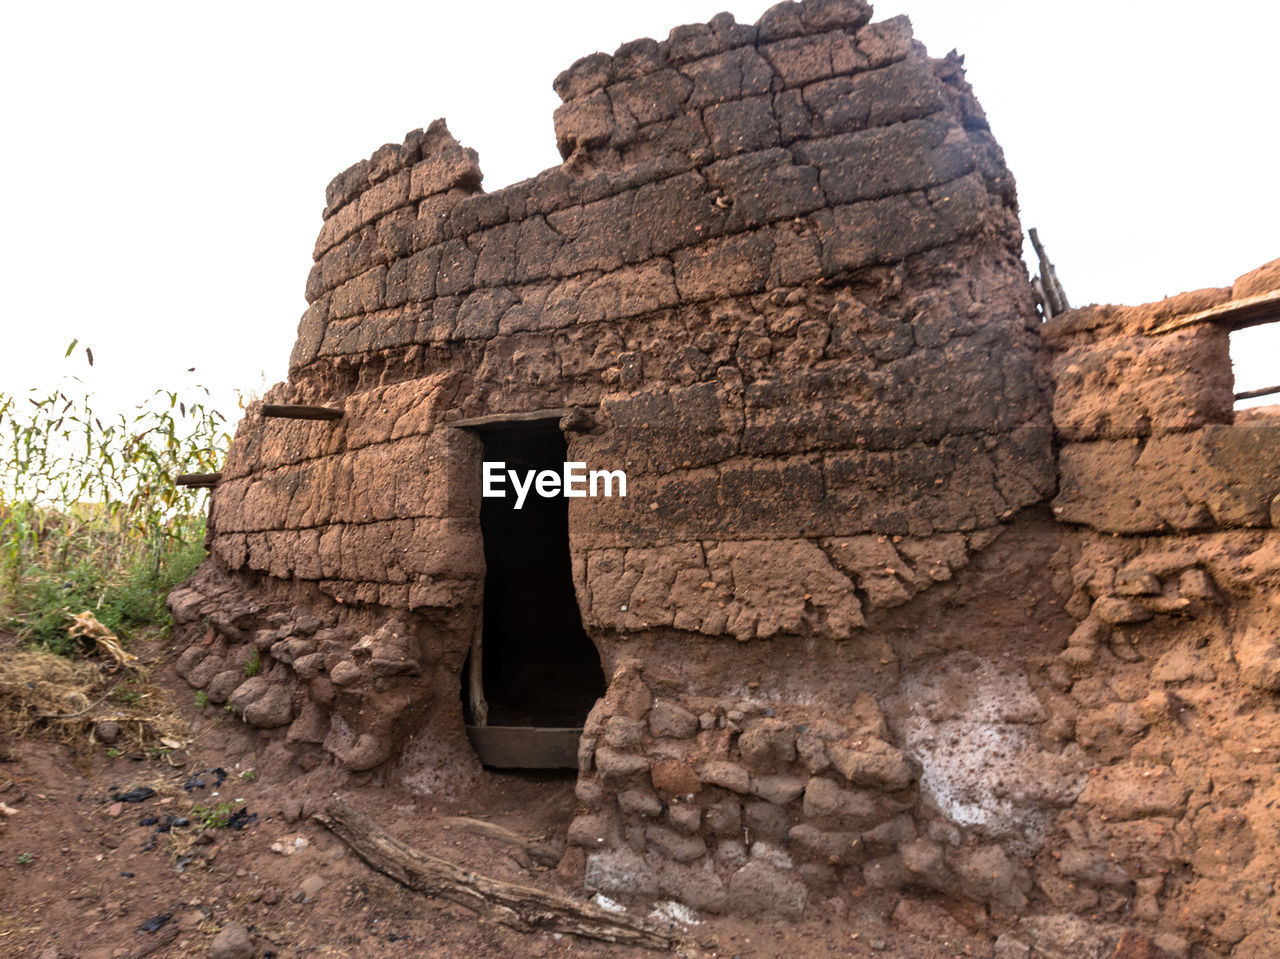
[8,536,208,654]
[0,340,230,653]
[190,799,241,829]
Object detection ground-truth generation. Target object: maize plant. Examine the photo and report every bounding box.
[0,342,232,652]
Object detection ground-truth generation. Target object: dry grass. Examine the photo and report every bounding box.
[0,616,189,755]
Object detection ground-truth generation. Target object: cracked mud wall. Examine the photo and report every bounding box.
[174,0,1054,783]
[1028,262,1280,957]
[164,0,1280,952]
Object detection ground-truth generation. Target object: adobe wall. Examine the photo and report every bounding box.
[173,0,1054,771]
[1030,264,1280,957]
[165,0,1280,953]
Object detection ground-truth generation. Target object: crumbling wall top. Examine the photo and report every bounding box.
[1043,256,1280,342]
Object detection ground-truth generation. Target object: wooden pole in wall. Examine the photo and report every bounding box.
[1029,228,1070,319]
[261,404,345,421]
[1234,384,1280,402]
[175,473,221,488]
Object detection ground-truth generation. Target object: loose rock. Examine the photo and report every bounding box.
[208,920,254,959]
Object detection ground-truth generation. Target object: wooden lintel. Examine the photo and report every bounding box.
[176,472,221,488]
[261,404,344,421]
[450,409,572,430]
[1149,288,1280,335]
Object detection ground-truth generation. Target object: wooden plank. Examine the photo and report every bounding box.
[261,404,345,421]
[313,797,675,950]
[175,472,221,487]
[1148,289,1280,335]
[450,409,571,429]
[465,726,582,769]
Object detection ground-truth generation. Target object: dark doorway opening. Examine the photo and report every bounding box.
[461,421,605,766]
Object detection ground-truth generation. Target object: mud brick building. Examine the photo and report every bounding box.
[167,0,1280,953]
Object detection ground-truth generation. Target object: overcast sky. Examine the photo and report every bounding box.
[1,0,1276,424]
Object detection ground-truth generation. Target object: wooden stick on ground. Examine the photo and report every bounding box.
[438,815,563,867]
[314,797,676,951]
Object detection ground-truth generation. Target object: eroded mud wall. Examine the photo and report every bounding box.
[173,0,1053,786]
[165,0,1280,951]
[1031,264,1280,957]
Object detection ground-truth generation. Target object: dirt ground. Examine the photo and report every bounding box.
[0,630,1006,959]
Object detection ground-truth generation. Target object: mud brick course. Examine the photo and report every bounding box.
[168,0,1280,952]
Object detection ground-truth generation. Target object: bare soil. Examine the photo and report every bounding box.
[0,632,1002,959]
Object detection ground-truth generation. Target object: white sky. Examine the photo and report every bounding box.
[1,0,1276,424]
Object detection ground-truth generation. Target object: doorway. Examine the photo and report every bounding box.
[461,419,606,766]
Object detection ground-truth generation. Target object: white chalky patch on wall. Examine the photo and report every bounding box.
[890,650,1081,842]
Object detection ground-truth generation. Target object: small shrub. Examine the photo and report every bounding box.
[191,800,241,829]
[243,647,260,678]
[194,690,208,708]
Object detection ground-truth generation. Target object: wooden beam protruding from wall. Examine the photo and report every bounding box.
[176,473,221,488]
[261,404,344,421]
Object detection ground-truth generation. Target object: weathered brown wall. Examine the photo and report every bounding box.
[1030,265,1280,957]
[178,0,1054,775]
[166,0,1280,953]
